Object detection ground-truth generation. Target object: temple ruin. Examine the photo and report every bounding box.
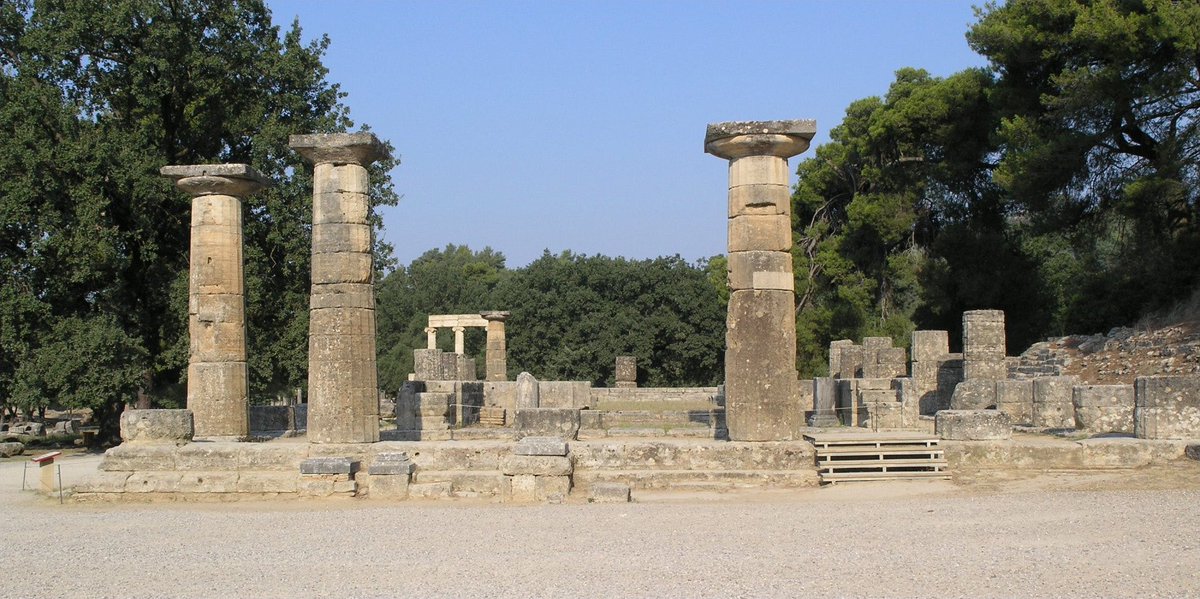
[67,123,1200,504]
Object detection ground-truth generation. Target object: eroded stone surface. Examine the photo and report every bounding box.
[936,410,1011,440]
[120,410,194,445]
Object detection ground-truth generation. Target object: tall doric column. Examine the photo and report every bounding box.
[705,120,815,441]
[453,326,466,355]
[481,311,510,381]
[425,327,438,349]
[161,164,270,440]
[290,132,390,444]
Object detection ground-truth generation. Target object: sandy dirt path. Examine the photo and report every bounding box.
[0,454,1198,598]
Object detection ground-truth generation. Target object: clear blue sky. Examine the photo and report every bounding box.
[266,1,989,269]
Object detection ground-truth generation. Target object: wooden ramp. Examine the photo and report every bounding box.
[804,432,950,485]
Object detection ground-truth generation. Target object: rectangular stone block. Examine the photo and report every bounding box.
[177,471,239,493]
[173,443,238,470]
[189,251,243,295]
[514,436,569,456]
[99,444,178,472]
[728,251,794,291]
[312,223,372,254]
[238,445,307,472]
[728,214,791,252]
[951,379,997,410]
[728,155,789,187]
[369,474,410,499]
[368,453,414,476]
[862,337,892,350]
[860,401,905,429]
[120,409,194,445]
[834,345,863,379]
[300,457,354,475]
[728,183,789,217]
[588,482,631,503]
[1134,375,1200,440]
[828,340,853,377]
[236,472,298,494]
[312,190,369,225]
[936,357,964,411]
[413,349,442,381]
[615,356,637,383]
[507,474,570,503]
[311,251,372,285]
[310,283,375,309]
[936,409,1011,440]
[1072,384,1134,433]
[514,408,580,440]
[124,472,183,493]
[1033,376,1079,428]
[187,361,249,438]
[995,379,1034,425]
[858,389,898,405]
[189,293,244,325]
[500,454,572,476]
[911,330,949,362]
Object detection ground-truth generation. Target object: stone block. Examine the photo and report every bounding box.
[408,481,452,499]
[516,372,540,409]
[237,444,306,472]
[413,349,441,381]
[236,472,298,494]
[514,408,580,440]
[725,289,800,441]
[73,471,131,493]
[911,330,950,362]
[310,251,372,284]
[951,379,997,410]
[310,282,375,310]
[860,401,905,429]
[835,345,864,379]
[1033,376,1079,428]
[936,410,1011,440]
[124,472,183,493]
[995,379,1034,425]
[858,389,898,405]
[369,474,410,499]
[120,409,194,445]
[1073,384,1135,434]
[174,444,239,470]
[828,340,853,377]
[514,436,569,456]
[615,356,637,384]
[500,454,572,476]
[368,453,413,476]
[588,482,632,503]
[1134,375,1200,440]
[300,457,353,475]
[727,251,794,291]
[728,215,791,252]
[507,474,570,503]
[177,471,239,493]
[0,442,24,458]
[727,154,791,187]
[100,444,178,472]
[727,182,789,217]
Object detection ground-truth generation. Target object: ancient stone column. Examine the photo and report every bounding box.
[705,119,816,441]
[162,164,269,440]
[453,326,466,355]
[425,327,438,350]
[290,132,390,444]
[481,311,510,381]
[963,310,1007,381]
[809,377,840,427]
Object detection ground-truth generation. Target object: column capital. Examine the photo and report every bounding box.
[452,326,466,333]
[161,164,271,197]
[480,311,511,322]
[289,132,390,166]
[424,327,438,334]
[704,120,816,160]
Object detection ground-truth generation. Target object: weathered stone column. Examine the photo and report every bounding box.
[425,327,438,350]
[705,119,816,441]
[963,310,1007,381]
[453,326,466,355]
[162,164,269,440]
[290,132,390,444]
[482,311,510,381]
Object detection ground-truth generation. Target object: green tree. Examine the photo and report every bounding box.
[0,0,397,439]
[493,252,724,387]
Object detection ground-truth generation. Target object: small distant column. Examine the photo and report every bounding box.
[706,119,816,441]
[162,164,270,440]
[290,132,390,444]
[615,356,637,388]
[481,311,510,381]
[453,326,466,355]
[425,327,438,349]
[963,310,1007,381]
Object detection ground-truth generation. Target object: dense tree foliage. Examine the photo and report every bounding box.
[0,0,397,438]
[793,0,1200,374]
[375,247,726,390]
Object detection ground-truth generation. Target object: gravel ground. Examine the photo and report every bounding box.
[1,454,1198,598]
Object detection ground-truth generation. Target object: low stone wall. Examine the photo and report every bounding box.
[1135,375,1200,439]
[945,435,1193,470]
[1072,384,1134,434]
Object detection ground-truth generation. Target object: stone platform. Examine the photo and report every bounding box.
[72,437,820,502]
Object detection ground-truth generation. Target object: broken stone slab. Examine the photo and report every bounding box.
[514,408,580,440]
[367,453,414,476]
[0,442,23,458]
[408,481,452,499]
[119,409,194,445]
[300,457,353,475]
[513,436,569,456]
[588,482,632,503]
[936,409,1011,441]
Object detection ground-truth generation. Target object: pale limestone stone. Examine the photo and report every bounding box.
[911,330,950,362]
[588,482,631,503]
[995,379,1034,425]
[99,444,178,472]
[482,311,510,381]
[963,310,1007,381]
[725,289,800,441]
[500,454,572,476]
[124,472,184,493]
[1134,375,1200,440]
[809,377,839,427]
[119,410,194,445]
[728,215,791,252]
[1073,384,1135,433]
[514,436,569,457]
[727,251,794,291]
[516,372,540,409]
[176,471,239,493]
[236,472,298,493]
[951,379,997,410]
[73,471,131,493]
[936,410,1011,440]
[514,408,580,440]
[173,444,238,470]
[615,356,637,387]
[728,183,790,216]
[1033,376,1079,428]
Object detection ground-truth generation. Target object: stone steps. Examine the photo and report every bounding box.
[572,469,818,491]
